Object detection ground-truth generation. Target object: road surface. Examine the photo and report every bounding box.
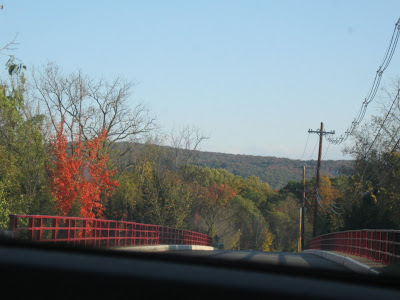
[166,250,349,272]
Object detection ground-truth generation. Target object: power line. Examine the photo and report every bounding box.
[322,142,331,161]
[357,88,400,182]
[355,113,400,193]
[364,89,399,157]
[300,133,310,161]
[330,205,342,215]
[318,176,343,215]
[301,62,399,218]
[350,135,400,200]
[315,190,327,211]
[304,197,326,224]
[331,202,343,211]
[331,88,400,193]
[308,138,319,160]
[361,150,400,196]
[327,18,400,145]
[315,187,343,216]
[319,177,344,211]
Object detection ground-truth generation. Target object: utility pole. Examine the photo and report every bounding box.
[298,166,305,252]
[308,122,335,237]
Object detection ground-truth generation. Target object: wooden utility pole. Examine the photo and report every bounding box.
[314,122,324,238]
[308,122,335,237]
[298,166,306,252]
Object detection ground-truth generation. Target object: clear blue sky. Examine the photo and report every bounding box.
[1,0,400,160]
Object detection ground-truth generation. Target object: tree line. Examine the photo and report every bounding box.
[188,150,352,190]
[2,57,399,251]
[0,62,312,252]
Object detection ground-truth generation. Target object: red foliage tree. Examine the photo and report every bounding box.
[50,122,119,219]
[200,183,236,236]
[206,183,237,207]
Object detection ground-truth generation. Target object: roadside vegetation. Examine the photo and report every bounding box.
[1,38,400,251]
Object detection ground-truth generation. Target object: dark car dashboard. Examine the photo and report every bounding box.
[0,240,399,299]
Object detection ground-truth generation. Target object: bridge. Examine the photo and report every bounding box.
[6,214,400,275]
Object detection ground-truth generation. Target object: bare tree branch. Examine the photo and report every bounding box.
[168,125,209,169]
[0,34,18,57]
[30,62,158,167]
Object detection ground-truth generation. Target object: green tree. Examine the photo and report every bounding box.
[230,195,270,250]
[267,197,302,252]
[0,72,53,229]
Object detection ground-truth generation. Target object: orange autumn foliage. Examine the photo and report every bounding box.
[206,183,237,206]
[50,122,119,219]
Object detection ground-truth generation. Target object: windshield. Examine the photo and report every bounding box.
[1,0,400,279]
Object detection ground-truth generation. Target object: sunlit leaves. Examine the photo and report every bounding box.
[50,122,119,218]
[0,73,52,228]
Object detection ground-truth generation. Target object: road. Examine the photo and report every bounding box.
[166,250,349,272]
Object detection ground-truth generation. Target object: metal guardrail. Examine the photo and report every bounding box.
[306,229,400,265]
[8,214,212,247]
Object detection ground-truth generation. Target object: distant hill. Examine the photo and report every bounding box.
[113,142,353,190]
[188,150,352,190]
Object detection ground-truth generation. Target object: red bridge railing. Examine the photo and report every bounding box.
[8,215,212,247]
[306,229,400,265]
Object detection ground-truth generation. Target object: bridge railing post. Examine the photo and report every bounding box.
[9,214,18,239]
[52,218,58,242]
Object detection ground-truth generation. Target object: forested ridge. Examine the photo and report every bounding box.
[187,150,351,190]
[114,142,352,190]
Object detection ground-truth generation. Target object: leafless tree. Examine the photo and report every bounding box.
[0,34,18,59]
[169,125,209,169]
[30,62,157,166]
